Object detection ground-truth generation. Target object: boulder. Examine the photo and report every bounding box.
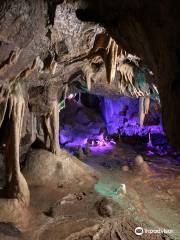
[23,149,97,187]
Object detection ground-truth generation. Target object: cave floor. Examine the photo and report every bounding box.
[86,143,180,238]
[0,143,180,240]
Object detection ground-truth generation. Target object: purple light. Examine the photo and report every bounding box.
[146,150,155,156]
[60,95,165,155]
[67,93,75,99]
[147,132,153,148]
[90,142,114,154]
[100,96,164,136]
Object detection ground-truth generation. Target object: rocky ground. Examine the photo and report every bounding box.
[0,143,179,240]
[0,96,179,240]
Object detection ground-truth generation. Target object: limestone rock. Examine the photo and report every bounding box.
[23,149,97,186]
[134,155,152,175]
[121,165,129,172]
[95,197,123,218]
[134,155,144,166]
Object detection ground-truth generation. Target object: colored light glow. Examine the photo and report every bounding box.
[60,95,165,155]
[94,180,126,204]
[100,96,164,136]
[67,93,75,99]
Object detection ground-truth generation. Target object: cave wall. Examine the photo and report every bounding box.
[0,0,103,146]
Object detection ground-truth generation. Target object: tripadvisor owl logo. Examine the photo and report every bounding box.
[135,227,173,236]
[135,227,144,236]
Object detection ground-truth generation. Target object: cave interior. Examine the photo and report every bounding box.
[0,0,180,240]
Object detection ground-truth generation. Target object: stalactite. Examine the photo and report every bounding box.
[104,37,118,84]
[0,55,39,131]
[19,56,39,78]
[0,86,10,126]
[82,61,93,91]
[31,57,39,71]
[139,96,145,126]
[78,92,81,104]
[64,83,69,99]
[50,100,59,154]
[30,112,37,143]
[139,96,150,126]
[88,32,110,58]
[49,58,57,75]
[118,63,139,96]
[87,33,118,85]
[8,48,22,65]
[144,97,150,114]
[0,49,22,77]
[135,67,150,96]
[42,100,59,154]
[117,61,151,97]
[86,71,92,91]
[0,56,40,94]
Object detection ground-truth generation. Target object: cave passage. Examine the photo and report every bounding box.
[60,92,171,159]
[0,0,180,239]
[58,92,180,238]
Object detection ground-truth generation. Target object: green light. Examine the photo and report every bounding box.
[58,99,65,111]
[94,180,125,204]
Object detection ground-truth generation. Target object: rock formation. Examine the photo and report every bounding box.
[0,0,179,219]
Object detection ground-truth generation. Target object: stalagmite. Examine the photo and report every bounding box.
[147,132,153,148]
[78,146,85,161]
[84,142,91,156]
[4,83,30,206]
[134,155,152,175]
